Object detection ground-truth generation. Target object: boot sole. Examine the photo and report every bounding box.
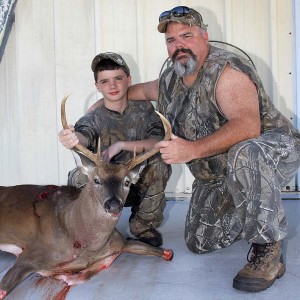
[138,236,163,247]
[232,262,286,292]
[136,229,163,247]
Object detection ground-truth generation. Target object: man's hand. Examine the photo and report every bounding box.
[156,134,195,164]
[58,125,79,149]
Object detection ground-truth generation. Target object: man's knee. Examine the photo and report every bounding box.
[185,230,214,254]
[228,139,257,165]
[184,205,236,254]
[227,139,264,186]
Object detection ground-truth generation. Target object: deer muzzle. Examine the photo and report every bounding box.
[104,197,124,216]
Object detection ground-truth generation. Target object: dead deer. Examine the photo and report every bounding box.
[0,94,173,300]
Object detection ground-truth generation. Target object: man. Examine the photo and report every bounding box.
[59,52,171,247]
[89,7,300,292]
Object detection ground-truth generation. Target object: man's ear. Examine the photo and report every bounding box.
[203,31,209,43]
[130,162,146,185]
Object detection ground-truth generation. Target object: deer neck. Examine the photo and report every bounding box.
[61,186,118,251]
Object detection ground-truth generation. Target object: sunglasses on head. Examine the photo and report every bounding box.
[159,6,191,22]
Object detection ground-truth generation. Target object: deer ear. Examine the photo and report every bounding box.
[130,162,146,184]
[72,150,96,170]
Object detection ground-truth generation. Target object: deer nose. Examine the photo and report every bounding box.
[104,197,123,214]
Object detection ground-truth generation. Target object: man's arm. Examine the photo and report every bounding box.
[86,99,103,114]
[156,65,261,164]
[87,79,160,113]
[127,79,159,101]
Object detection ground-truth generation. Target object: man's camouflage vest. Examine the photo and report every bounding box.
[158,45,300,183]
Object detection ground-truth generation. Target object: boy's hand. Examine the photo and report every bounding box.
[101,142,123,163]
[58,125,79,149]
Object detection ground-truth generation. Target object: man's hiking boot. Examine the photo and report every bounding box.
[136,228,163,247]
[233,241,285,292]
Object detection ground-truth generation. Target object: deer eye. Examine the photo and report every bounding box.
[94,176,101,185]
[124,180,130,187]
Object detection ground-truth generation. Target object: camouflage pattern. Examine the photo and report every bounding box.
[91,52,130,75]
[70,100,172,235]
[158,6,207,33]
[158,45,300,253]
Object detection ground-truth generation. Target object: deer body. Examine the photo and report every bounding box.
[0,168,172,299]
[0,95,173,299]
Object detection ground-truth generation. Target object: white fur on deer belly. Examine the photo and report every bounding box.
[0,244,22,256]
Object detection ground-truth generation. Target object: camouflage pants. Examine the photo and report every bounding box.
[127,160,171,236]
[185,130,300,254]
[68,159,171,236]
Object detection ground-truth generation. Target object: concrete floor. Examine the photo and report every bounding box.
[1,199,299,300]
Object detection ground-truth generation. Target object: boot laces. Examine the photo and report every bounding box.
[247,242,275,269]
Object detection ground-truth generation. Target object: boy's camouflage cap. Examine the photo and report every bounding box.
[91,52,130,75]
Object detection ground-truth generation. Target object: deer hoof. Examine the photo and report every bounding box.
[163,249,173,261]
[0,288,7,300]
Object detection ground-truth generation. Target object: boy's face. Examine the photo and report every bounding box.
[95,68,131,104]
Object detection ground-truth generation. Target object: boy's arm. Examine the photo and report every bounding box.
[59,111,98,150]
[58,125,89,149]
[116,139,158,153]
[101,139,158,163]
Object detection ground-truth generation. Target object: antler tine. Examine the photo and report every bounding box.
[61,94,101,165]
[125,111,172,170]
[96,137,102,159]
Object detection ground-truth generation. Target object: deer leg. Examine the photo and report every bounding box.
[0,257,36,299]
[122,239,173,261]
[54,253,120,286]
[49,254,121,300]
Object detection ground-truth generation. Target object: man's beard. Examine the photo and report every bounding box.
[172,48,198,77]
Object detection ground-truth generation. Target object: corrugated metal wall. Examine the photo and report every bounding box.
[0,0,296,195]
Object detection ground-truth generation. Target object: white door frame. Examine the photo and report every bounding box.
[294,0,300,191]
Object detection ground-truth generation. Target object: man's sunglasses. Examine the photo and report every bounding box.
[159,6,191,21]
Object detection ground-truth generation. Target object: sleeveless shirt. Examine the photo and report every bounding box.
[158,45,300,182]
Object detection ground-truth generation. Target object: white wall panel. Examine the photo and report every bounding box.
[53,0,96,184]
[0,23,20,185]
[295,0,300,190]
[0,0,296,194]
[18,0,58,184]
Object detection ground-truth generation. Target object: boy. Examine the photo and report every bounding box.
[58,52,171,247]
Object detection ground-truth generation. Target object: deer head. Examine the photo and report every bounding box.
[60,94,171,216]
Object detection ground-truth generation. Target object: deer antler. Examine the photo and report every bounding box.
[61,94,172,169]
[125,111,172,170]
[61,94,102,165]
